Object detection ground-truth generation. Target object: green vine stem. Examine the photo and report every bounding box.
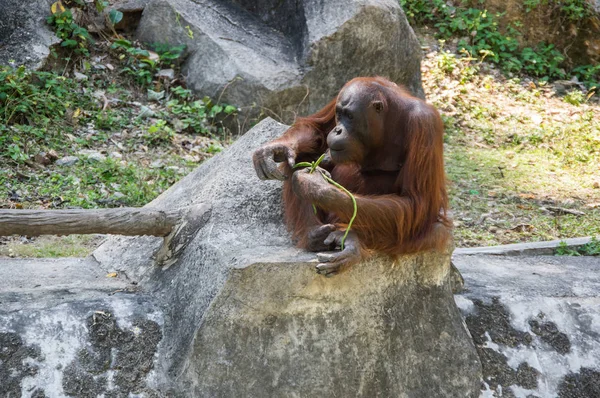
[318,171,357,250]
[292,153,358,250]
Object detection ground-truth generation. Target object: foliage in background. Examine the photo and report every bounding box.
[47,8,92,57]
[523,0,592,20]
[0,66,88,125]
[0,1,237,211]
[0,60,236,208]
[110,39,186,86]
[399,0,599,87]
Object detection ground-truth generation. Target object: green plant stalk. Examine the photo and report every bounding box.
[310,153,326,173]
[319,171,357,250]
[293,153,358,250]
[293,162,313,169]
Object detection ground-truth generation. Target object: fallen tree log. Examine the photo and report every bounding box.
[0,204,211,267]
[0,207,189,237]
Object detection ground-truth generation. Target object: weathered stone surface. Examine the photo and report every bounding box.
[183,254,481,397]
[135,0,424,125]
[454,236,594,256]
[0,0,59,69]
[453,254,600,397]
[0,259,164,397]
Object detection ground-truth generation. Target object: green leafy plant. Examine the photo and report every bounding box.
[110,39,158,86]
[47,9,92,56]
[7,144,28,163]
[95,110,122,130]
[0,44,235,213]
[555,241,580,256]
[520,44,565,79]
[0,66,87,124]
[110,40,187,86]
[143,119,174,146]
[563,90,585,106]
[108,9,124,26]
[556,237,600,256]
[572,64,600,90]
[400,0,451,25]
[149,43,186,66]
[165,90,236,136]
[581,237,600,255]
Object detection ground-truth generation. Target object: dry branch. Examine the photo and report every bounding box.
[0,207,190,237]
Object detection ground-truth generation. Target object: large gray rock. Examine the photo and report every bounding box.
[136,0,424,125]
[1,118,481,396]
[0,0,59,69]
[93,117,480,396]
[453,253,600,397]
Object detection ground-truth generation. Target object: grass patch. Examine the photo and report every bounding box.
[0,41,234,210]
[400,0,600,87]
[423,44,600,247]
[1,3,239,257]
[0,235,103,258]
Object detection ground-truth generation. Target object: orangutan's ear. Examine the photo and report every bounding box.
[373,101,384,113]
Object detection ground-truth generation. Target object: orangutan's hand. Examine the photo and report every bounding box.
[316,230,362,275]
[253,142,296,181]
[291,167,342,206]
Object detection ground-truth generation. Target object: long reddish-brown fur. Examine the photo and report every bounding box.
[272,77,451,256]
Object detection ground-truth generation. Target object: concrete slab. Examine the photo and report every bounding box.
[0,257,163,397]
[454,236,593,256]
[453,254,600,398]
[0,257,131,313]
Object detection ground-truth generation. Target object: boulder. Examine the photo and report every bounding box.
[0,0,59,69]
[93,117,481,395]
[135,0,424,126]
[1,118,481,396]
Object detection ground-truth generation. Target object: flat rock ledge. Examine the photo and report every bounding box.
[183,251,481,397]
[1,119,481,397]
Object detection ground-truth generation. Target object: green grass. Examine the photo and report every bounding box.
[2,156,192,208]
[0,235,103,258]
[400,0,599,87]
[0,42,234,210]
[0,15,239,256]
[424,47,600,247]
